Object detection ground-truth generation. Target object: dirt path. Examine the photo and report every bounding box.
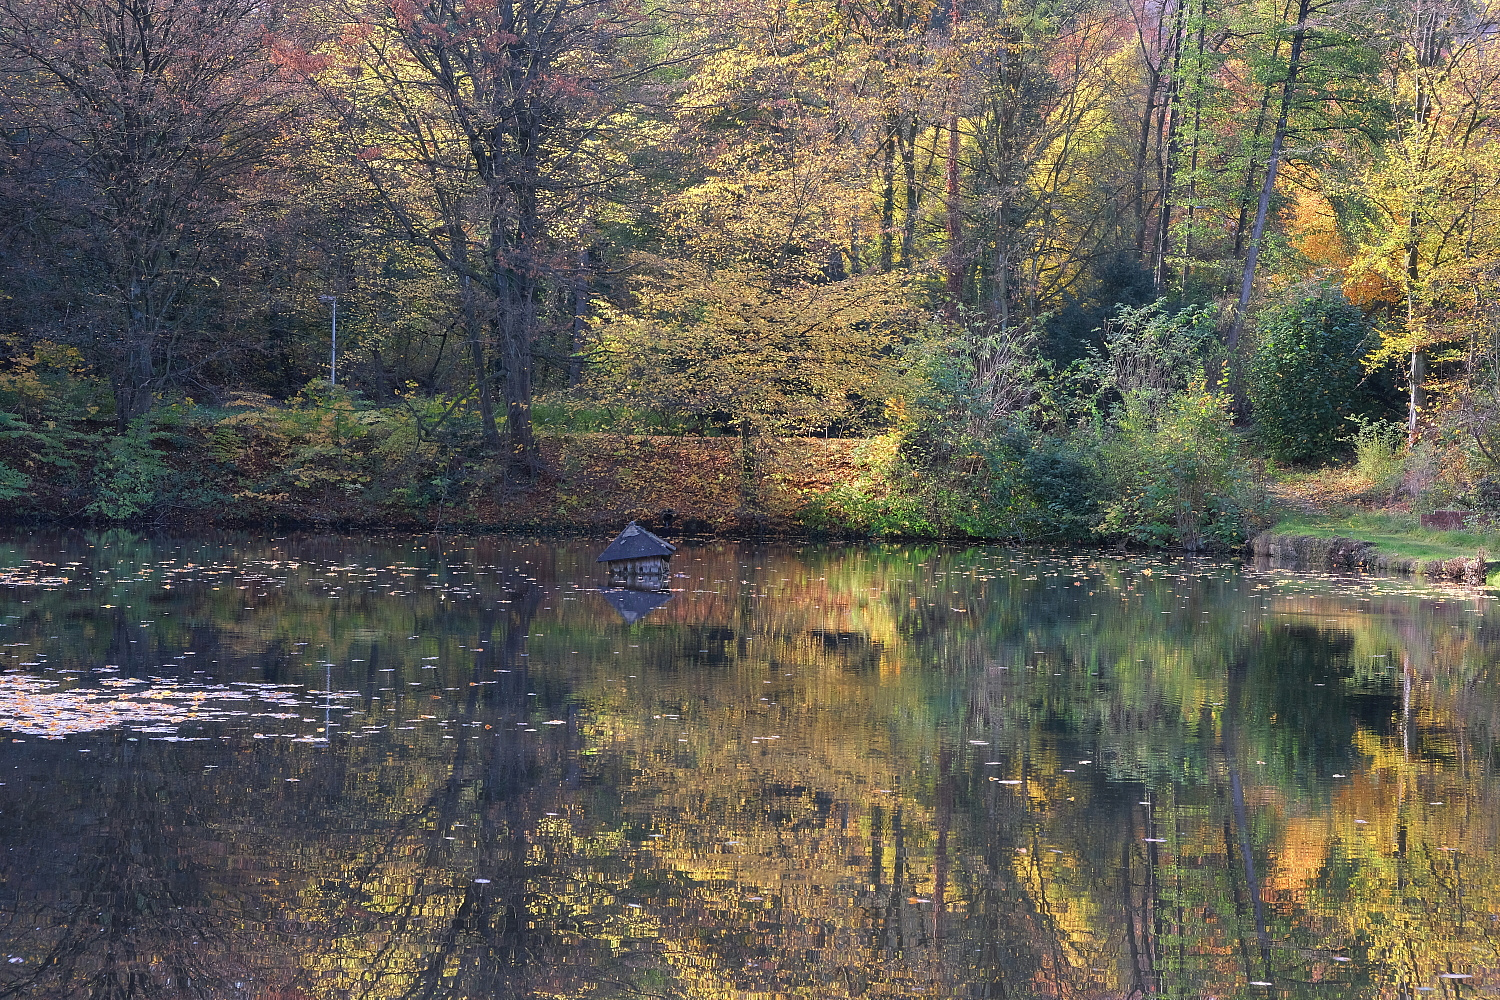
[1265,465,1406,518]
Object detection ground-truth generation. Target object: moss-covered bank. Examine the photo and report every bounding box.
[1253,514,1500,583]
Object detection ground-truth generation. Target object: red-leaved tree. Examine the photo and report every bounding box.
[0,0,297,425]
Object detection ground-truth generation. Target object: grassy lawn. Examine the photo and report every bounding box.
[1269,512,1500,563]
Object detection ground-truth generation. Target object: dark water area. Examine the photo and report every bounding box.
[0,531,1496,1000]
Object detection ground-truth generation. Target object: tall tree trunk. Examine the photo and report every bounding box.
[944,0,963,312]
[459,271,503,448]
[899,120,921,267]
[489,118,543,476]
[1227,0,1311,352]
[879,121,897,272]
[1229,89,1274,263]
[496,285,539,475]
[1406,213,1425,445]
[1229,4,1291,264]
[1153,0,1188,291]
[1180,0,1207,295]
[116,311,157,429]
[945,112,962,308]
[569,246,590,388]
[1405,3,1444,441]
[1408,342,1427,442]
[1131,40,1165,259]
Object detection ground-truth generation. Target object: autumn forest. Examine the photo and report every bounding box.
[1,0,1498,539]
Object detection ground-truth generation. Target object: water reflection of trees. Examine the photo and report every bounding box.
[0,736,251,1000]
[2,535,1500,997]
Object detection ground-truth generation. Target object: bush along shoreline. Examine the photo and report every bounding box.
[3,353,1276,549]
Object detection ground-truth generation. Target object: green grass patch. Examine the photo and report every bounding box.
[1270,512,1500,564]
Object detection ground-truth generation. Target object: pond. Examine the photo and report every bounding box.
[0,531,1495,1000]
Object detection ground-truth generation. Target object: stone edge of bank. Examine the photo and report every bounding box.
[1248,532,1495,584]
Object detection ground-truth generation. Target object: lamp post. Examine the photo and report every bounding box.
[318,295,338,385]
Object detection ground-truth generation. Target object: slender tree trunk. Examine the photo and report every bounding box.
[879,121,897,272]
[1153,0,1188,290]
[945,101,962,307]
[944,0,964,312]
[1229,90,1274,263]
[900,121,921,267]
[736,417,761,516]
[1131,36,1164,259]
[1180,0,1206,295]
[1405,214,1425,444]
[988,141,1010,329]
[1408,345,1427,442]
[460,272,503,447]
[1228,0,1311,352]
[1405,7,1443,441]
[1230,10,1290,264]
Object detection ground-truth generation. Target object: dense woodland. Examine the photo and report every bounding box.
[2,0,1500,542]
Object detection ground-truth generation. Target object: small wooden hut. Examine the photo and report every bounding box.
[597,521,676,588]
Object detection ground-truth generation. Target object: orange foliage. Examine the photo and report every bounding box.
[1285,187,1343,269]
[1285,187,1399,309]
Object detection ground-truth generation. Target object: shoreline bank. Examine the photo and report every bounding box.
[1253,525,1498,584]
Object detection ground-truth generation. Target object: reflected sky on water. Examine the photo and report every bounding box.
[0,529,1496,1000]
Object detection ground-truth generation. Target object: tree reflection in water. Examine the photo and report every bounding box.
[0,532,1495,999]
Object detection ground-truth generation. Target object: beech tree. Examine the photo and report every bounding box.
[326,0,670,474]
[1347,0,1500,438]
[591,258,915,438]
[0,0,296,426]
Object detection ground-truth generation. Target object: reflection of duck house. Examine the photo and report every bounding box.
[599,587,674,624]
[596,521,676,587]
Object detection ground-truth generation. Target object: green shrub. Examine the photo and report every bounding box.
[1344,416,1407,493]
[1099,299,1221,407]
[220,383,500,512]
[799,432,1027,539]
[1017,435,1104,541]
[0,462,29,501]
[1247,291,1372,462]
[87,418,172,521]
[0,338,112,423]
[1098,387,1268,550]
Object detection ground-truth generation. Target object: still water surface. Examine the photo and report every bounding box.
[0,531,1496,1000]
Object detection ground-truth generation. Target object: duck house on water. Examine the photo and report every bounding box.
[597,521,676,588]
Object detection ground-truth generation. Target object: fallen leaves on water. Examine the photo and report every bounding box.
[0,673,322,738]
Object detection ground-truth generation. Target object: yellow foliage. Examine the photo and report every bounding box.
[589,258,924,436]
[0,338,105,421]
